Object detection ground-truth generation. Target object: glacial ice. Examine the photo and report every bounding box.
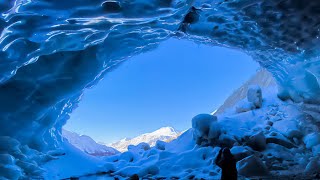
[1,0,320,179]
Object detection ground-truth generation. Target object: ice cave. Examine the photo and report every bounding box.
[1,0,320,179]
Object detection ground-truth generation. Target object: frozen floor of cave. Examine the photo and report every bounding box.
[41,84,320,180]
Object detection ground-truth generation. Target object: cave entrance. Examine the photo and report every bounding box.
[62,37,258,155]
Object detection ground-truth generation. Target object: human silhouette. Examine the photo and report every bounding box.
[130,174,139,180]
[215,147,238,180]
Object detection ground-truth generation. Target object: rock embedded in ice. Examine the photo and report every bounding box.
[273,120,302,139]
[237,155,269,177]
[247,132,266,151]
[303,133,320,149]
[247,85,263,108]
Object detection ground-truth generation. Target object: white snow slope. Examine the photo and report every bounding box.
[62,129,119,156]
[109,127,181,152]
[214,68,276,115]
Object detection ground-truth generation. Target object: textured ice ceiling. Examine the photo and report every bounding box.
[0,0,320,150]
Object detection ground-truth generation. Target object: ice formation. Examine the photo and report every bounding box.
[0,0,320,179]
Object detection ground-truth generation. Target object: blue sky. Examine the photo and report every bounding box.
[64,38,258,144]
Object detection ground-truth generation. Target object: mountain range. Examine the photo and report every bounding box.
[62,129,120,156]
[108,127,181,152]
[63,126,181,155]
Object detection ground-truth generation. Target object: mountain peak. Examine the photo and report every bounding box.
[62,129,119,156]
[110,126,181,152]
[153,127,177,135]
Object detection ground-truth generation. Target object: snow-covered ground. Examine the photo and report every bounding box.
[62,129,119,156]
[109,127,181,152]
[40,71,320,179]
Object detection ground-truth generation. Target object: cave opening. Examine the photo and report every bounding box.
[2,0,320,178]
[62,37,259,155]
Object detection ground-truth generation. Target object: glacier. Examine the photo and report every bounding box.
[0,0,320,179]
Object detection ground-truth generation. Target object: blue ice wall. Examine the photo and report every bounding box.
[0,0,319,151]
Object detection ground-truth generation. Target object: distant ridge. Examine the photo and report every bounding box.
[109,127,181,152]
[62,129,119,156]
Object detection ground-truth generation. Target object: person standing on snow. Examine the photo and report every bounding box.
[215,147,238,180]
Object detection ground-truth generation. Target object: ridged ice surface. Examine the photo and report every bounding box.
[0,0,320,154]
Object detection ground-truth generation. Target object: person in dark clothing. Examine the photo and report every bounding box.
[130,174,139,180]
[215,147,238,180]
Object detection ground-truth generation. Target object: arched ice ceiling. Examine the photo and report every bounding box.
[0,0,319,150]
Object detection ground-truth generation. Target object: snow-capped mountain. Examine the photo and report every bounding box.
[109,127,181,152]
[62,129,119,156]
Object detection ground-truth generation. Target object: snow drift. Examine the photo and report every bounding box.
[0,0,320,179]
